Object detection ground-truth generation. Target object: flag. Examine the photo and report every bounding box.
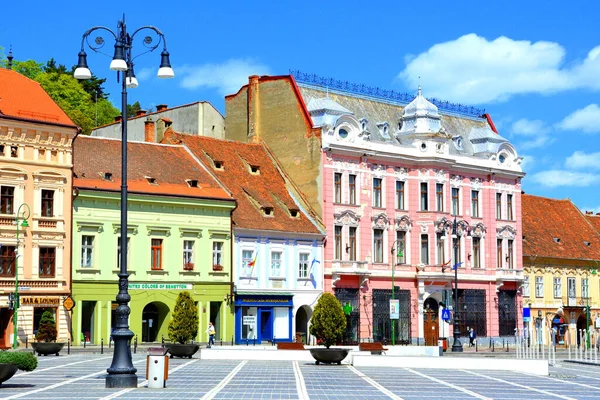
[247,252,257,268]
[442,259,451,267]
[452,261,463,270]
[309,257,320,289]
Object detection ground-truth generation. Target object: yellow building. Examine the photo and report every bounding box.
[522,194,600,347]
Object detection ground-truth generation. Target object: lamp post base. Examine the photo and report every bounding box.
[451,337,463,352]
[105,373,138,388]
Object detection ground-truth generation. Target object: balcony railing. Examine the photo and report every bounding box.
[331,261,369,272]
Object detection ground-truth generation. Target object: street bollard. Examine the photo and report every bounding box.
[109,337,112,349]
[246,338,249,346]
[25,336,28,349]
[83,338,86,349]
[146,347,169,389]
[134,336,138,354]
[492,340,495,352]
[101,338,104,354]
[220,339,223,346]
[68,338,71,355]
[253,338,256,346]
[489,337,491,348]
[231,336,234,346]
[475,339,478,352]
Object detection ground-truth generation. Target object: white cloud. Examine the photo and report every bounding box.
[519,155,535,172]
[565,151,600,170]
[556,104,600,133]
[517,136,556,151]
[177,59,271,95]
[511,119,547,136]
[529,170,600,187]
[135,67,154,82]
[398,34,600,104]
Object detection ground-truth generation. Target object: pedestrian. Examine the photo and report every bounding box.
[206,322,216,348]
[469,328,476,347]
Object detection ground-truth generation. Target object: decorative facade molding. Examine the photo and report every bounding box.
[370,163,386,178]
[450,174,463,187]
[394,167,409,180]
[111,223,139,235]
[471,177,482,190]
[209,229,231,240]
[395,215,412,231]
[76,221,104,233]
[435,169,445,182]
[179,227,203,238]
[371,213,390,230]
[471,222,486,238]
[146,225,171,236]
[334,210,360,227]
[497,225,517,239]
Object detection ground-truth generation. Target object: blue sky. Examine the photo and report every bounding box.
[2,1,599,213]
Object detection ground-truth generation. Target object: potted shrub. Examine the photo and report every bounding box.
[32,310,65,356]
[183,262,194,271]
[164,291,200,358]
[308,292,349,365]
[212,264,223,271]
[0,351,37,385]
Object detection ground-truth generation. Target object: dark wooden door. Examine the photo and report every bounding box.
[423,310,439,346]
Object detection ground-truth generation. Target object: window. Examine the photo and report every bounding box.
[0,186,14,214]
[298,253,309,278]
[535,276,544,298]
[349,227,357,261]
[396,231,406,264]
[523,276,530,297]
[507,194,513,220]
[349,174,356,205]
[420,234,429,264]
[472,237,481,268]
[436,183,444,211]
[271,251,282,276]
[568,277,576,298]
[373,178,382,208]
[436,232,444,264]
[497,239,503,268]
[451,187,459,216]
[334,173,342,203]
[242,250,254,277]
[373,229,383,263]
[471,190,479,218]
[81,235,94,267]
[39,247,55,277]
[583,278,589,299]
[0,245,15,277]
[507,239,514,269]
[496,193,502,219]
[151,239,163,270]
[213,242,223,267]
[452,237,461,266]
[420,182,428,211]
[183,240,194,268]
[334,226,342,260]
[41,189,54,217]
[553,277,562,298]
[117,237,130,270]
[396,181,405,210]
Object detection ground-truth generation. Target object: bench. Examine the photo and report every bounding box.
[359,342,388,355]
[276,342,306,350]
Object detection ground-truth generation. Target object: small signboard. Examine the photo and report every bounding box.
[441,309,451,321]
[523,307,531,322]
[243,316,256,325]
[390,299,399,320]
[63,295,76,312]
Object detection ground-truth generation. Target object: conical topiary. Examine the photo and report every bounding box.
[168,291,199,344]
[35,310,57,342]
[309,292,346,348]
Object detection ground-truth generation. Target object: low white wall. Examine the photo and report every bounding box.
[352,355,549,376]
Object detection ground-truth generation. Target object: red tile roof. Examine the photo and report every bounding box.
[0,69,76,127]
[522,194,600,260]
[586,214,600,235]
[163,131,322,234]
[73,136,232,201]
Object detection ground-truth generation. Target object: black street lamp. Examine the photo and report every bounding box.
[74,15,174,389]
[449,217,463,352]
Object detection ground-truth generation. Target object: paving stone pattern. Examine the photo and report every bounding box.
[1,353,600,399]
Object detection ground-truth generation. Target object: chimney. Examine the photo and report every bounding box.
[247,75,260,143]
[156,104,168,112]
[136,109,147,117]
[144,118,156,142]
[114,115,123,123]
[586,211,593,215]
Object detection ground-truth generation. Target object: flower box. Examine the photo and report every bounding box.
[212,264,223,271]
[183,262,194,271]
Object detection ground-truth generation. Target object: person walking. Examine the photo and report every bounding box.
[206,322,216,348]
[469,328,476,347]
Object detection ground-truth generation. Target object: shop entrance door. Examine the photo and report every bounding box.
[0,308,10,348]
[142,303,159,342]
[423,297,439,346]
[260,310,272,342]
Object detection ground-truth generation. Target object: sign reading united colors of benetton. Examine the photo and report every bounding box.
[128,283,192,290]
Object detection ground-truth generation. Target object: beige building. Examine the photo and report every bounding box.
[0,67,78,347]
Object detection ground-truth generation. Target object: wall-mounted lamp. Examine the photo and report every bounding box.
[345,244,351,253]
[467,253,472,261]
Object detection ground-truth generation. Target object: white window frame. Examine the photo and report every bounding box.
[81,235,94,268]
[373,178,383,208]
[183,240,194,267]
[420,234,429,265]
[242,249,254,277]
[582,278,589,299]
[451,187,460,216]
[523,276,530,297]
[298,252,310,278]
[535,276,544,298]
[420,182,428,211]
[471,190,479,218]
[212,241,223,267]
[271,250,282,277]
[373,229,384,263]
[553,277,562,298]
[436,183,444,212]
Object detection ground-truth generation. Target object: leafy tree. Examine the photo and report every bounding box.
[127,101,142,118]
[309,293,346,348]
[35,310,57,342]
[168,291,199,344]
[12,59,44,79]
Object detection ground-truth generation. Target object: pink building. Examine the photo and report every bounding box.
[225,73,525,346]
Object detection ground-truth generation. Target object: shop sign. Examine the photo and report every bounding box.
[63,296,76,311]
[128,283,192,290]
[243,316,256,325]
[21,297,60,307]
[241,298,289,303]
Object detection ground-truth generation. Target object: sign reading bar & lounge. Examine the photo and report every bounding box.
[128,283,192,290]
[22,297,61,307]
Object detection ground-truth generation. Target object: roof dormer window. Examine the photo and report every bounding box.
[146,176,157,185]
[584,241,591,247]
[290,209,299,218]
[214,160,224,170]
[263,207,274,217]
[250,165,260,175]
[553,237,561,243]
[104,172,112,181]
[359,118,368,131]
[187,179,198,188]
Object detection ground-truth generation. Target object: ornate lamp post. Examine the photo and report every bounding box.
[74,15,174,388]
[390,240,404,346]
[12,203,30,349]
[449,217,463,352]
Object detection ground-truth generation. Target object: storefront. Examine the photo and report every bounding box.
[234,292,293,344]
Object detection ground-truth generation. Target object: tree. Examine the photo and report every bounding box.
[168,291,199,344]
[309,293,346,348]
[127,101,142,118]
[35,310,57,342]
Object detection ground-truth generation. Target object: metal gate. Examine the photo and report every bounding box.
[372,289,411,345]
[498,290,517,336]
[335,288,360,344]
[456,289,487,337]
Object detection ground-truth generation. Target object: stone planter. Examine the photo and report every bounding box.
[0,364,18,385]
[32,342,65,356]
[163,343,200,359]
[309,348,350,365]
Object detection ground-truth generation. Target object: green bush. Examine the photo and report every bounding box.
[168,291,199,344]
[309,292,346,348]
[0,351,38,371]
[35,310,57,342]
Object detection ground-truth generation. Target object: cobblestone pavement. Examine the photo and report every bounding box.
[1,353,600,399]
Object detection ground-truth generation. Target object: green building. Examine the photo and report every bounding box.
[71,136,235,345]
